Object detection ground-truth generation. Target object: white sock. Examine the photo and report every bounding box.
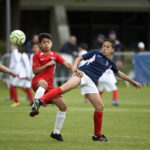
[53,111,66,134]
[34,87,45,99]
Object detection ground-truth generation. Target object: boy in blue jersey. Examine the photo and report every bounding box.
[30,39,141,142]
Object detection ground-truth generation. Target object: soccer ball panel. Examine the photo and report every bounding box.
[10,30,26,45]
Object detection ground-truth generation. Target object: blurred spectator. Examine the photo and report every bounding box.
[26,34,39,54]
[10,45,33,107]
[109,30,124,69]
[137,42,145,52]
[108,30,123,52]
[6,44,20,102]
[92,34,105,50]
[60,35,78,57]
[30,43,40,78]
[78,43,88,68]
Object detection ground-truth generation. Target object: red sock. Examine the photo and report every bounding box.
[10,85,14,99]
[94,111,103,137]
[113,90,118,101]
[26,89,33,104]
[99,91,103,97]
[11,86,18,102]
[40,87,62,104]
[20,87,28,94]
[84,95,88,99]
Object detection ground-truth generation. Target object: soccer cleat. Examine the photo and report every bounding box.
[112,100,120,106]
[50,132,64,141]
[92,134,108,142]
[5,97,13,101]
[11,102,20,107]
[29,99,42,117]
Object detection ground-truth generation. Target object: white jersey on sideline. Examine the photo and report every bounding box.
[9,48,21,71]
[11,52,32,88]
[78,50,88,67]
[18,53,32,79]
[30,53,34,78]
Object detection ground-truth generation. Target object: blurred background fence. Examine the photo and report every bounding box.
[1,52,150,87]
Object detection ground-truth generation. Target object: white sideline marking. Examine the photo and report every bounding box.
[0,130,149,139]
[0,136,148,145]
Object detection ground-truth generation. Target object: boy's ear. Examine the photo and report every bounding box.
[112,47,115,53]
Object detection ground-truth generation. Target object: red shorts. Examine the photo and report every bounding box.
[32,77,62,104]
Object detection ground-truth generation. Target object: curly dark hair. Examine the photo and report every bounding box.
[39,33,52,43]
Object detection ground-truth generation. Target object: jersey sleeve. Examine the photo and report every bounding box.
[55,53,65,65]
[82,49,98,60]
[32,53,40,69]
[110,61,119,73]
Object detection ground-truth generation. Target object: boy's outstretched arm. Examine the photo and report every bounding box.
[116,71,142,88]
[63,60,83,77]
[63,61,72,71]
[0,64,17,77]
[72,56,83,72]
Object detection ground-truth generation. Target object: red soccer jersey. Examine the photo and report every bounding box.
[32,50,65,85]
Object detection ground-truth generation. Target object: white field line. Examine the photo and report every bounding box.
[0,136,149,145]
[1,130,149,139]
[0,130,149,139]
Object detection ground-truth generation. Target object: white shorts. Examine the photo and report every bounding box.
[80,73,99,95]
[11,77,31,88]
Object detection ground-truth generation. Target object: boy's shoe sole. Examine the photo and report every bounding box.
[29,99,41,117]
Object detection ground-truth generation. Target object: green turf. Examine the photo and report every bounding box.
[0,84,150,150]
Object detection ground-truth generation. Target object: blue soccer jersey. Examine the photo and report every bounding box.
[79,49,119,84]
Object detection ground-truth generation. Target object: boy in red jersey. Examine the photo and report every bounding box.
[30,33,73,141]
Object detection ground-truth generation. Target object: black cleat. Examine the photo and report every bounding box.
[50,132,64,141]
[29,99,42,117]
[92,134,108,142]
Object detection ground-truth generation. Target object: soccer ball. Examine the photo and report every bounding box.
[10,30,26,45]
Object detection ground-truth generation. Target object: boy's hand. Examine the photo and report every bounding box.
[133,81,142,89]
[76,69,83,78]
[47,60,56,67]
[72,66,77,72]
[10,71,17,77]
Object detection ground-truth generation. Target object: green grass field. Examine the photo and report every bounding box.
[0,83,150,150]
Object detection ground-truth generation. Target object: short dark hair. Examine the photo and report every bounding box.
[32,42,39,48]
[79,43,88,50]
[104,39,115,48]
[39,33,52,43]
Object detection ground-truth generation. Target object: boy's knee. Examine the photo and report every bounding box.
[38,80,48,89]
[96,103,104,112]
[59,104,67,112]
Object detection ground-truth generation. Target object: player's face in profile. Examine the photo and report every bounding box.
[102,41,114,57]
[40,38,52,51]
